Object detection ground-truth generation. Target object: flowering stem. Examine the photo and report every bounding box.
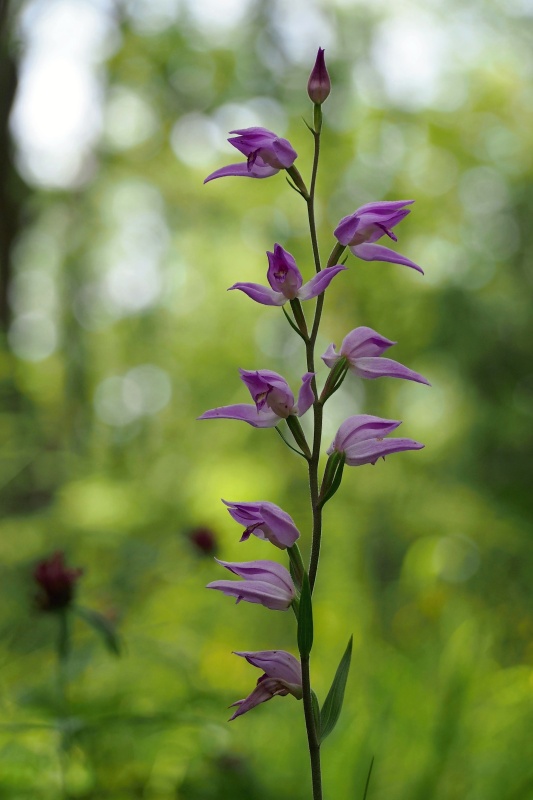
[304,120,325,594]
[307,126,322,276]
[299,107,324,800]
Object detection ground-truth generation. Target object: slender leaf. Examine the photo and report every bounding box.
[297,572,313,658]
[274,425,306,458]
[311,689,321,738]
[319,635,353,742]
[282,305,307,341]
[363,755,375,800]
[74,605,121,656]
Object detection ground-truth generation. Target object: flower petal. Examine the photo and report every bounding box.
[204,161,279,183]
[351,242,424,274]
[198,403,279,428]
[321,343,340,368]
[229,282,285,306]
[344,437,424,466]
[215,558,294,594]
[334,213,361,246]
[352,357,430,385]
[297,265,347,301]
[234,650,302,684]
[271,137,298,168]
[260,503,300,547]
[206,579,293,610]
[228,677,279,720]
[296,372,315,417]
[340,326,395,359]
[328,414,402,454]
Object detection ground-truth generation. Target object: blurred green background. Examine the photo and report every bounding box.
[1,0,533,797]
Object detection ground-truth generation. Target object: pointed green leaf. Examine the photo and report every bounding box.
[297,572,313,658]
[318,455,345,509]
[319,635,353,742]
[74,605,121,656]
[311,689,321,738]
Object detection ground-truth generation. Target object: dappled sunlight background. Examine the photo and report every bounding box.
[1,0,533,797]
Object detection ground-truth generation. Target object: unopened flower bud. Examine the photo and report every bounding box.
[189,526,218,556]
[307,48,331,105]
[34,551,83,612]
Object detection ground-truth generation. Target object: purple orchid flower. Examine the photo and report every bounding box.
[334,200,423,273]
[223,499,300,549]
[229,243,346,307]
[328,414,424,466]
[198,369,315,428]
[207,559,295,611]
[204,127,298,183]
[322,326,430,385]
[229,650,303,720]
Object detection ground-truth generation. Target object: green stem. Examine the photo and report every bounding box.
[305,126,325,595]
[302,656,323,800]
[296,103,325,800]
[56,610,71,799]
[57,609,70,715]
[307,130,322,276]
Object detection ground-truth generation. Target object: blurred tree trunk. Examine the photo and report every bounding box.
[0,0,27,333]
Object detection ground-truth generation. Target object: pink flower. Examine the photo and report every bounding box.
[328,414,424,466]
[204,128,297,183]
[229,243,345,306]
[322,326,430,385]
[334,200,423,273]
[229,650,302,720]
[198,369,314,428]
[207,559,295,611]
[223,499,300,549]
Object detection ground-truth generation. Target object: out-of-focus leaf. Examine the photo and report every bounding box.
[74,605,121,656]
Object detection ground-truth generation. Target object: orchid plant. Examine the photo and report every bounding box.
[199,49,428,799]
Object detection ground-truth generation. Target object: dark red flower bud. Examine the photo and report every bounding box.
[34,551,83,612]
[307,48,331,105]
[189,526,218,556]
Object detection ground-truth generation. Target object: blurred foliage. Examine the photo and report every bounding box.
[1,0,533,798]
